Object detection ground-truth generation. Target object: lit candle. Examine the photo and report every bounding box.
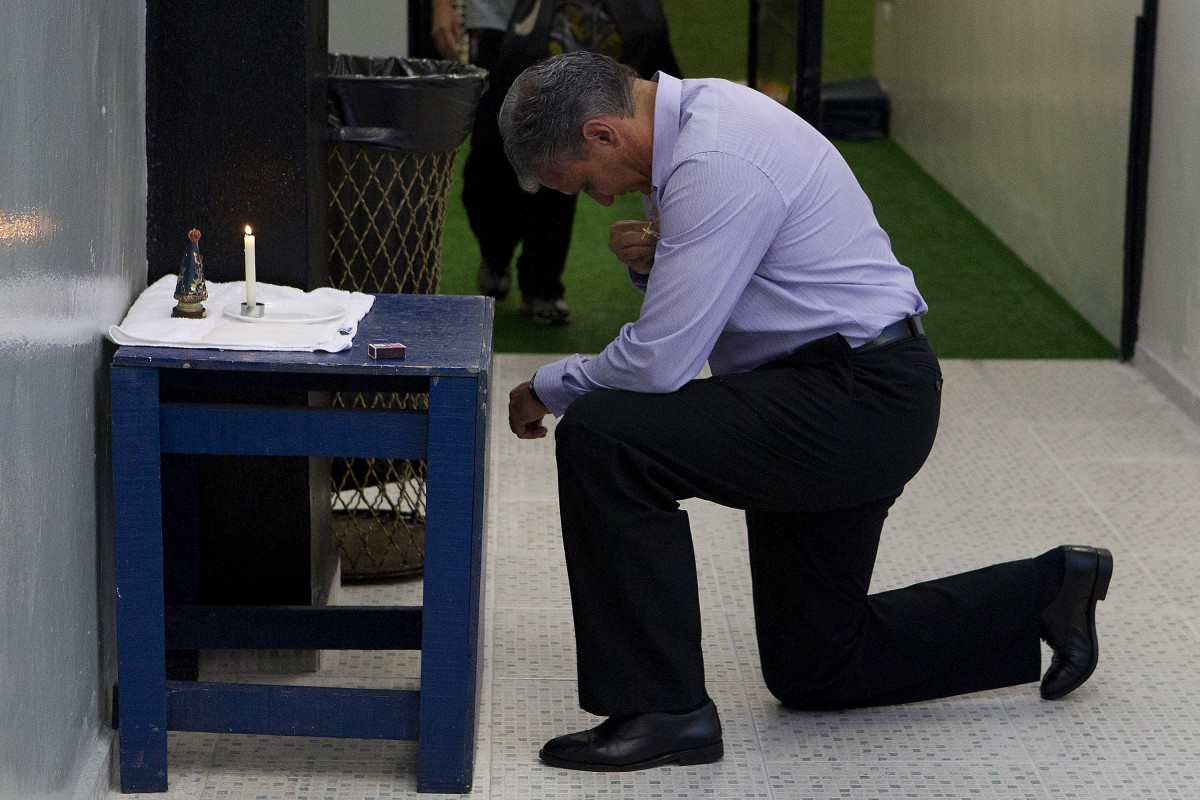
[244,225,256,305]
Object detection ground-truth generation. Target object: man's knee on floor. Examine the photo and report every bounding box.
[758,641,861,712]
[762,670,855,712]
[766,683,843,711]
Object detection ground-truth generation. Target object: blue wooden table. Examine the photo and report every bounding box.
[110,293,493,793]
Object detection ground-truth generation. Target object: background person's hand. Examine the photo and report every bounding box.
[431,0,463,60]
[609,219,658,275]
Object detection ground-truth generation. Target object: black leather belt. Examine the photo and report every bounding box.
[855,316,924,352]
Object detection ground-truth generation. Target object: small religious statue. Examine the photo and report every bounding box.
[172,228,208,318]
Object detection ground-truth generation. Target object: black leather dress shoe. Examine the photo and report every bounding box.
[539,700,723,771]
[1040,545,1114,700]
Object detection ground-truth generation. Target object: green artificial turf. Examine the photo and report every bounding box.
[659,0,749,82]
[438,144,648,355]
[656,0,877,84]
[822,0,877,83]
[434,0,1117,359]
[838,139,1117,359]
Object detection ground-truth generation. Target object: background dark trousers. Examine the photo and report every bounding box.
[553,335,1044,716]
[462,28,574,301]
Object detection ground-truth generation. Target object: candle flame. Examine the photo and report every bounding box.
[245,225,253,235]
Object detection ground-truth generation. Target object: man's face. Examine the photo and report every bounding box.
[540,140,651,206]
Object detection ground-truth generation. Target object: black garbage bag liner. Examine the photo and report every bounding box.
[327,54,488,153]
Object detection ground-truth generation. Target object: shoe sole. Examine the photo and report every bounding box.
[475,267,511,301]
[539,740,724,772]
[530,315,570,326]
[520,305,571,326]
[1042,547,1113,700]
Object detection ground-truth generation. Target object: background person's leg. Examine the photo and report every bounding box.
[514,188,576,305]
[461,30,521,295]
[462,123,523,291]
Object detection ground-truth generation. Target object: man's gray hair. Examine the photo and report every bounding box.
[498,51,638,193]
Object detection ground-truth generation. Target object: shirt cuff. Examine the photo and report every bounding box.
[628,267,649,293]
[530,357,575,417]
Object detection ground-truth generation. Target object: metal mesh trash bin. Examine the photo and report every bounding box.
[327,54,487,578]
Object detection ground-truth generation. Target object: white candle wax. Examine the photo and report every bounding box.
[244,225,256,305]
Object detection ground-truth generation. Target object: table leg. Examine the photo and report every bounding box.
[111,366,169,792]
[163,454,201,681]
[417,375,486,793]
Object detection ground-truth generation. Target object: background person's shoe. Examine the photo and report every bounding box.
[522,297,571,326]
[539,700,723,771]
[475,262,511,300]
[1040,545,1113,700]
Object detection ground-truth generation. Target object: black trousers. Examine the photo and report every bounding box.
[553,334,1043,716]
[461,29,575,301]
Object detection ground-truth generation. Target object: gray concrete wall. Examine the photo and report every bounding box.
[0,1,146,797]
[329,0,410,57]
[1134,1,1200,422]
[874,0,1141,346]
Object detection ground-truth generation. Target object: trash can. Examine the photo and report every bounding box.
[327,54,487,579]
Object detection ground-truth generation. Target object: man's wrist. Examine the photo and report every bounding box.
[527,373,545,407]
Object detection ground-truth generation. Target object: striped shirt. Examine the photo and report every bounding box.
[532,72,927,416]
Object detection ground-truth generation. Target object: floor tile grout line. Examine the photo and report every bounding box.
[758,758,1117,766]
[1022,419,1164,596]
[479,465,501,796]
[995,689,1057,800]
[700,534,750,687]
[738,683,779,800]
[1052,455,1200,465]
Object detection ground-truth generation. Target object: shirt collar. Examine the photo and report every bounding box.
[650,71,682,197]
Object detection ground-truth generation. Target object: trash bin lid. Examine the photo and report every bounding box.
[328,55,489,153]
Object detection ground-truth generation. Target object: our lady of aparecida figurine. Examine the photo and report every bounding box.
[172,228,208,319]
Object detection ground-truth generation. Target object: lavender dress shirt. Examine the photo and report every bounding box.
[532,73,927,417]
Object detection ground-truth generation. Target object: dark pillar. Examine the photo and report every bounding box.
[1121,0,1158,362]
[795,0,824,129]
[146,1,334,610]
[147,1,329,289]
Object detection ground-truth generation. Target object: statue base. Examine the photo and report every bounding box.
[172,302,207,319]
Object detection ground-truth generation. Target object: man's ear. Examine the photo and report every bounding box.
[581,117,619,147]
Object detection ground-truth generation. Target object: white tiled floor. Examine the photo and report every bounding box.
[109,354,1200,800]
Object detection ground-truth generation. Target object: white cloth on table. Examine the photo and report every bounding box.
[107,275,374,352]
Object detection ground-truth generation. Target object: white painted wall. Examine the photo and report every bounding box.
[329,0,409,57]
[0,1,145,798]
[1133,1,1200,418]
[874,0,1141,345]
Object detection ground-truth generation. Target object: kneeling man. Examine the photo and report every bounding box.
[501,51,1112,772]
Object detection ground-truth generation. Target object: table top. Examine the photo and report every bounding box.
[112,294,494,377]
